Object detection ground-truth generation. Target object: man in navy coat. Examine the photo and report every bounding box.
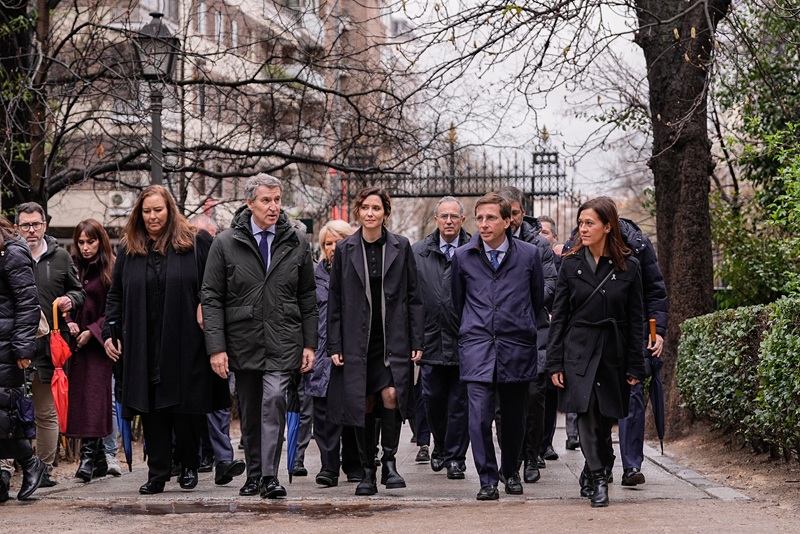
[451,192,544,500]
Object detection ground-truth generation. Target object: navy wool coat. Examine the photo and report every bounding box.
[304,260,332,398]
[451,231,544,384]
[326,229,424,427]
[545,251,646,419]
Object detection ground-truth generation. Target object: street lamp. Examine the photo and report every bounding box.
[134,12,179,185]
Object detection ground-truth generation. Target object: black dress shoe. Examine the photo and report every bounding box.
[503,472,523,495]
[198,456,214,473]
[139,480,165,495]
[179,468,198,490]
[476,484,499,501]
[621,467,646,486]
[38,473,58,488]
[523,460,541,483]
[542,446,559,461]
[430,455,446,472]
[345,471,362,483]
[260,476,287,499]
[315,470,339,487]
[565,436,580,450]
[292,462,308,477]
[239,476,260,496]
[0,470,10,503]
[215,459,246,485]
[446,461,465,480]
[536,455,546,469]
[415,445,430,462]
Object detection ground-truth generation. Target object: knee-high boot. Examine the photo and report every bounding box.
[75,439,96,482]
[379,408,406,489]
[93,438,108,478]
[354,412,378,496]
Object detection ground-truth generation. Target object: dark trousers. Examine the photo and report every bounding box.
[467,381,529,488]
[577,389,615,472]
[201,409,234,464]
[522,374,546,463]
[142,412,205,482]
[235,370,290,478]
[422,365,469,462]
[0,438,34,460]
[565,412,579,439]
[412,378,430,447]
[618,381,645,469]
[312,396,343,474]
[294,381,314,466]
[541,384,559,453]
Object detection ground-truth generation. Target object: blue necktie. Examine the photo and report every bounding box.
[444,243,453,260]
[489,250,500,271]
[258,230,271,270]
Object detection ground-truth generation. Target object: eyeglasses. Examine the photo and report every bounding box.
[18,222,44,231]
[436,213,462,221]
[474,215,501,224]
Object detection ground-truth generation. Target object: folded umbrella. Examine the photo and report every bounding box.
[50,301,72,434]
[115,401,133,472]
[649,355,665,454]
[285,370,301,483]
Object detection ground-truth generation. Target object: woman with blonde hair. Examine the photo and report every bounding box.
[104,185,228,495]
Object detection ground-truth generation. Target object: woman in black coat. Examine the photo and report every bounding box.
[546,197,645,508]
[104,185,228,495]
[0,215,47,502]
[327,187,424,496]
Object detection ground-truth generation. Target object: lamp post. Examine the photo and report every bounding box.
[134,12,179,185]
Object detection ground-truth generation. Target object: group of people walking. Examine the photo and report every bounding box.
[0,173,666,508]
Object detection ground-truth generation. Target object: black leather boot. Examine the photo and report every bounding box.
[92,438,108,478]
[17,455,46,501]
[354,413,378,496]
[75,440,96,482]
[379,408,406,489]
[590,469,609,507]
[579,462,594,498]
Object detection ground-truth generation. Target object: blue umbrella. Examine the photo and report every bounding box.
[115,401,133,472]
[285,371,301,483]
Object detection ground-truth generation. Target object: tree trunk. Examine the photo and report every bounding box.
[635,0,730,437]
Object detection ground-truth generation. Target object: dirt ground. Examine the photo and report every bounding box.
[666,419,800,514]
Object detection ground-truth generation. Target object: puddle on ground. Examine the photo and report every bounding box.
[97,501,403,518]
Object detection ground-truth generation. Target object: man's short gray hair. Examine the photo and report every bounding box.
[244,173,283,200]
[434,196,464,217]
[496,186,525,210]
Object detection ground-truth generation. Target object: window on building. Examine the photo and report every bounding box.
[231,20,239,48]
[198,1,207,35]
[215,11,223,45]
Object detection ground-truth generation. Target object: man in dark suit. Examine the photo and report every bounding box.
[202,174,317,499]
[451,193,544,501]
[413,196,471,480]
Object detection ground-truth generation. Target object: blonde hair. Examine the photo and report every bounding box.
[318,219,354,249]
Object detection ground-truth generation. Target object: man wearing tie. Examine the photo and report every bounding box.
[451,192,544,500]
[202,174,317,499]
[412,196,471,479]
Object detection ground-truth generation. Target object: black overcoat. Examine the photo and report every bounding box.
[545,250,645,419]
[104,231,229,418]
[326,228,424,427]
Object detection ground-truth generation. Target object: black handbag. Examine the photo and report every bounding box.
[15,382,36,439]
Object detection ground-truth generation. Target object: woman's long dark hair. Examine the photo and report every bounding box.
[72,219,115,288]
[122,185,196,256]
[0,214,16,253]
[566,197,631,271]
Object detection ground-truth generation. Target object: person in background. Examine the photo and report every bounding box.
[12,202,85,487]
[202,174,317,500]
[327,187,424,496]
[451,192,544,501]
[188,214,246,488]
[0,215,47,502]
[305,219,360,487]
[413,196,471,480]
[104,185,228,495]
[65,219,116,482]
[546,197,645,508]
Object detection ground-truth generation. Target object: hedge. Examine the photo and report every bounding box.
[678,295,800,457]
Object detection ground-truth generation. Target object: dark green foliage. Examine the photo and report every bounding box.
[678,297,800,458]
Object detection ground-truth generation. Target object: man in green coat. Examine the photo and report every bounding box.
[201,174,317,500]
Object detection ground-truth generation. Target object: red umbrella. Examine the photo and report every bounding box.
[50,301,72,434]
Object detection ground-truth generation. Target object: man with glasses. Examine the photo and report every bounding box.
[451,193,544,501]
[8,202,85,487]
[412,196,471,480]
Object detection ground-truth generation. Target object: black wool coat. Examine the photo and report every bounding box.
[104,231,229,418]
[545,250,646,419]
[326,228,424,427]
